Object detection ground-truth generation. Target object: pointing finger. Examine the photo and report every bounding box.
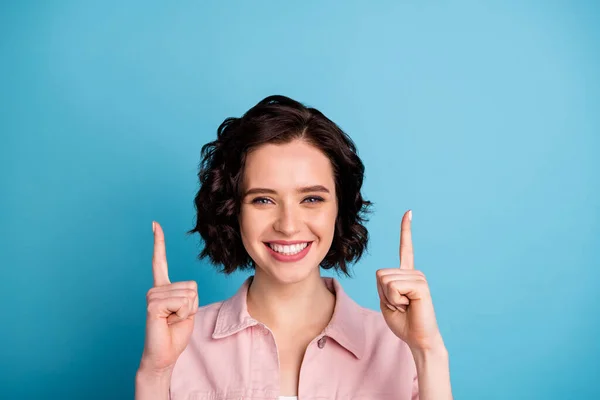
[399,210,414,270]
[152,221,171,287]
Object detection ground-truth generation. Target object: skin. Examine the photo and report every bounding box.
[377,210,444,350]
[136,139,452,400]
[238,140,339,395]
[378,211,453,399]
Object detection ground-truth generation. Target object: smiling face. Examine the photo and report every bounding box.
[238,139,338,284]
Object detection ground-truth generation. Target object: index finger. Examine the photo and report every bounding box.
[152,221,171,287]
[399,210,414,270]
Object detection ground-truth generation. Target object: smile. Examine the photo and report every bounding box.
[263,241,313,262]
[268,242,309,255]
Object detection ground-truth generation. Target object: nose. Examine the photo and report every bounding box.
[273,204,301,236]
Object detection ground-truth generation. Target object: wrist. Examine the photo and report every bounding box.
[136,364,174,383]
[409,334,448,360]
[411,345,448,365]
[135,367,172,400]
[409,338,453,400]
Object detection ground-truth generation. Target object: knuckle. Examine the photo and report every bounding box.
[146,288,156,300]
[389,279,402,290]
[380,274,392,286]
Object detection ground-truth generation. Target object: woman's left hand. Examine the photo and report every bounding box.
[376,210,445,352]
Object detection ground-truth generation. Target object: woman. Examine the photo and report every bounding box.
[135,95,453,400]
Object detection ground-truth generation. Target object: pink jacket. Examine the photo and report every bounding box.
[170,276,419,399]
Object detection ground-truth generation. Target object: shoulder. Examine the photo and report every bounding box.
[190,300,224,339]
[358,305,400,342]
[172,300,227,376]
[355,304,416,367]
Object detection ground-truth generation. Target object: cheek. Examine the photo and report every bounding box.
[310,204,337,238]
[239,207,262,243]
[240,206,282,252]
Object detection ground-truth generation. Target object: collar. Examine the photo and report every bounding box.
[212,276,366,359]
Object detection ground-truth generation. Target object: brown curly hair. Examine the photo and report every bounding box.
[187,95,373,276]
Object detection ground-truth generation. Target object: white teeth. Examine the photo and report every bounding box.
[268,242,309,255]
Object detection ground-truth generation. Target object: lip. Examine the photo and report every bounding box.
[264,241,313,263]
[265,240,312,245]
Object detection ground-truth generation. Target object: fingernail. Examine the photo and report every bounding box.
[408,210,412,221]
[152,221,155,233]
[386,303,396,312]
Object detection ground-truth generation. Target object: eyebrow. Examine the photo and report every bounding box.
[243,185,331,197]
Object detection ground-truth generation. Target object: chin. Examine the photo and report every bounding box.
[255,246,323,284]
[272,267,315,284]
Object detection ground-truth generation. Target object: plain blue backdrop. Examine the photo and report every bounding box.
[1,1,599,399]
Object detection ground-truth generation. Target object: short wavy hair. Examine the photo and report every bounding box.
[187,95,373,276]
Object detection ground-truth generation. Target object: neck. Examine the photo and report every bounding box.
[247,269,335,333]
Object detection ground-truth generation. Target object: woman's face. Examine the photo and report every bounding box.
[239,139,338,284]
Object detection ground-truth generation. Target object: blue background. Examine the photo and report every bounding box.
[1,1,599,399]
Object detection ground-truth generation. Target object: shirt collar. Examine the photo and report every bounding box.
[212,276,366,359]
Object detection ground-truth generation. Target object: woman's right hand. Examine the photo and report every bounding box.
[138,221,199,375]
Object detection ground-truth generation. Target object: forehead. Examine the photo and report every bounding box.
[243,140,335,189]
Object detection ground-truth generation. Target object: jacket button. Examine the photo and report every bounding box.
[317,337,327,349]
